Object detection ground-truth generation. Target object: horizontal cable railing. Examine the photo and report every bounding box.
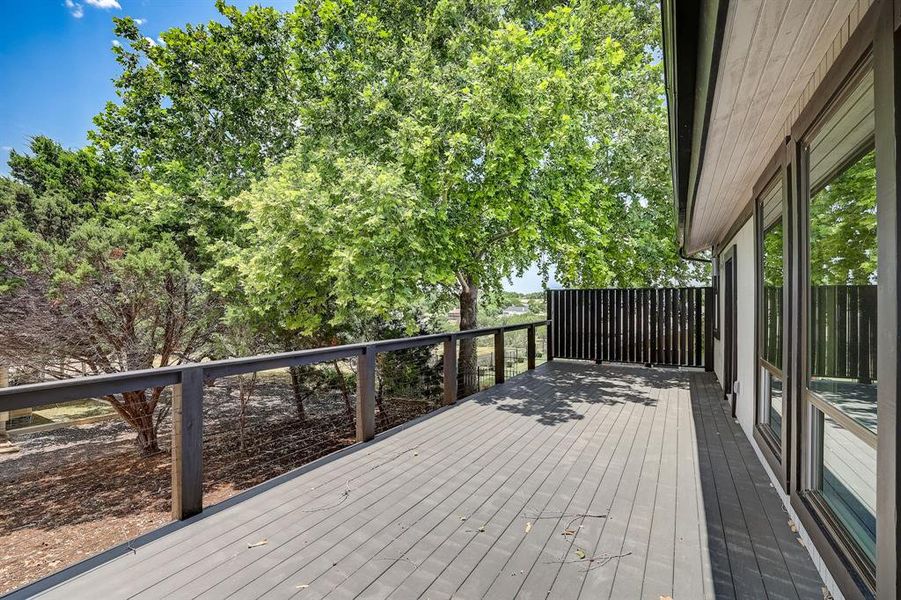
[0,320,549,528]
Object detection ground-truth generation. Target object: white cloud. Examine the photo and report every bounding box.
[144,36,156,47]
[134,18,147,25]
[65,0,84,18]
[84,0,121,8]
[156,37,166,46]
[111,40,121,47]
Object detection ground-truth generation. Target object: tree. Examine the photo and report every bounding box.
[0,142,219,455]
[210,142,433,331]
[92,3,300,197]
[8,136,127,209]
[0,205,220,454]
[809,150,877,286]
[230,0,702,394]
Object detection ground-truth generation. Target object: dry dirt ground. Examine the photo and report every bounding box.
[0,375,437,595]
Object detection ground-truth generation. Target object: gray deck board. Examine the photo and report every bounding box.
[22,362,825,600]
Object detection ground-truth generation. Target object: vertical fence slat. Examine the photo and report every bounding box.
[695,288,703,366]
[650,290,658,364]
[837,286,848,378]
[579,290,591,360]
[859,285,873,384]
[625,289,631,362]
[657,288,665,364]
[635,289,642,363]
[687,288,695,367]
[618,288,624,362]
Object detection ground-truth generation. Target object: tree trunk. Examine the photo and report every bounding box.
[333,361,353,418]
[289,365,307,422]
[109,390,161,457]
[237,372,257,452]
[458,277,479,397]
[135,425,161,456]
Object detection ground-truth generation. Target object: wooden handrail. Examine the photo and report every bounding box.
[0,319,550,412]
[0,319,549,520]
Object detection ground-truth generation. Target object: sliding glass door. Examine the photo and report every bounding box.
[804,66,877,567]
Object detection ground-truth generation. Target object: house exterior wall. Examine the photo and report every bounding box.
[672,0,901,596]
[713,219,846,600]
[713,219,756,437]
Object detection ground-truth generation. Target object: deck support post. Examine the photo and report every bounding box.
[0,366,13,453]
[443,337,457,404]
[527,326,536,370]
[172,366,203,520]
[356,346,376,442]
[494,330,505,385]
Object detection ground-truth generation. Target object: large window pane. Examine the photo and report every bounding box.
[808,149,877,433]
[807,68,877,436]
[817,410,876,563]
[769,372,782,438]
[806,68,877,566]
[760,367,782,439]
[762,219,783,367]
[758,178,784,442]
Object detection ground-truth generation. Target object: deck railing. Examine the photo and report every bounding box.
[0,320,549,521]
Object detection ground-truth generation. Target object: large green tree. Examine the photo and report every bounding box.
[0,141,218,456]
[226,0,702,393]
[93,2,299,197]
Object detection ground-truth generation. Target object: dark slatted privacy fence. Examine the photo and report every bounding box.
[547,288,714,370]
[810,285,877,383]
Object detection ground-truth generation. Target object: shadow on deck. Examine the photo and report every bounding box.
[9,361,824,599]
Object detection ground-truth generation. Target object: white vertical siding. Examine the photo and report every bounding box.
[714,219,846,600]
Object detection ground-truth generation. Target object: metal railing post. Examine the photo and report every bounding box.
[172,366,204,520]
[443,336,457,404]
[494,330,505,385]
[356,345,376,442]
[527,325,536,370]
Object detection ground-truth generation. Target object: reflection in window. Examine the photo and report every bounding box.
[758,178,784,443]
[762,219,783,367]
[806,68,877,566]
[760,367,782,439]
[808,148,877,434]
[818,410,876,563]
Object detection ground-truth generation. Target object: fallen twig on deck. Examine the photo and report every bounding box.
[300,448,419,512]
[542,550,631,572]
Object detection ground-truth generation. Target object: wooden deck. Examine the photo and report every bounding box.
[19,361,824,600]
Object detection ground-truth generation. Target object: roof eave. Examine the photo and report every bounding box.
[661,0,730,255]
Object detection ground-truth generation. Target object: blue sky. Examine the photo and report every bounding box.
[0,0,557,292]
[0,0,293,171]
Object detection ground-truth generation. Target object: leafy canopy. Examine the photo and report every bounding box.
[221,0,703,335]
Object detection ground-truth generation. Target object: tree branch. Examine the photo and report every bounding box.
[475,227,521,260]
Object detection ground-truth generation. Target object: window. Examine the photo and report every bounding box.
[758,178,784,444]
[712,259,720,339]
[805,67,877,565]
